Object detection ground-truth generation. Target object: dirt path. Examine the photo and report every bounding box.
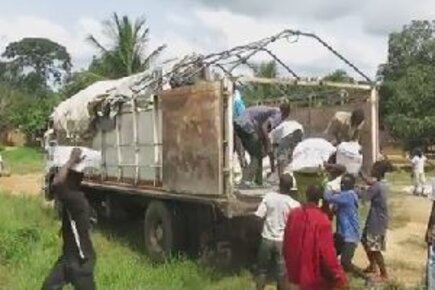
[0,173,42,196]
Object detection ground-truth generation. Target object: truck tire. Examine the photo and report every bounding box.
[144,201,177,262]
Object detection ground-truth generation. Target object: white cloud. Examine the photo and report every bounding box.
[0,15,102,70]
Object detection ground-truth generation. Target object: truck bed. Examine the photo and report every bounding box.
[82,179,267,218]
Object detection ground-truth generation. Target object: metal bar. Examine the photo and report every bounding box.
[224,80,234,198]
[152,95,161,186]
[105,164,162,168]
[115,116,123,181]
[370,87,379,163]
[103,143,163,148]
[101,130,106,182]
[236,76,372,90]
[131,98,140,185]
[260,47,299,79]
[288,30,373,83]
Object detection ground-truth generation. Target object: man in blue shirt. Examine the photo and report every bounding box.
[233,88,246,119]
[324,173,364,278]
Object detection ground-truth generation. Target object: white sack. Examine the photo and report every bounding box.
[288,138,336,173]
[270,120,304,144]
[336,141,363,175]
[47,146,102,172]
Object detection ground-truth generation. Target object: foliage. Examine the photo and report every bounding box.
[243,61,282,103]
[2,38,71,88]
[0,81,58,141]
[323,69,354,83]
[0,38,70,142]
[378,20,435,149]
[1,147,43,174]
[87,13,166,79]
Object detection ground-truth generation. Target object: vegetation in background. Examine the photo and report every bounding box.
[0,38,69,139]
[378,20,435,150]
[2,147,43,174]
[1,37,72,89]
[323,69,354,83]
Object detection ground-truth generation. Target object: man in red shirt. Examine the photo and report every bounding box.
[283,185,348,290]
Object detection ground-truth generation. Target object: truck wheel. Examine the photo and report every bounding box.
[144,201,176,262]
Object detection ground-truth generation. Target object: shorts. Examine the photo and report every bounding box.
[362,231,386,252]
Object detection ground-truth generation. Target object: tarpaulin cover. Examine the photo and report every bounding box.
[51,71,158,139]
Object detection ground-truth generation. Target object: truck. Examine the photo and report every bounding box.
[43,30,379,264]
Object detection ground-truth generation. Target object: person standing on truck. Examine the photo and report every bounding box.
[233,86,247,169]
[325,109,365,146]
[42,148,96,290]
[234,103,290,186]
[255,173,300,290]
[269,120,304,177]
[283,185,348,290]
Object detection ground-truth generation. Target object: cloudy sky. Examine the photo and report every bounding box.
[1,0,435,80]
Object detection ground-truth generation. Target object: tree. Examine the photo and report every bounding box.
[379,20,435,149]
[253,61,278,78]
[244,61,280,103]
[87,13,166,79]
[2,38,72,88]
[323,69,354,83]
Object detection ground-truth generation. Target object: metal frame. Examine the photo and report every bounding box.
[80,29,379,214]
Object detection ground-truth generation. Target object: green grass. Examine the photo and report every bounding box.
[0,194,252,290]
[2,147,43,174]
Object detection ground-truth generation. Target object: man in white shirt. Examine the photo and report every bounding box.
[270,120,304,177]
[255,174,300,290]
[411,149,428,196]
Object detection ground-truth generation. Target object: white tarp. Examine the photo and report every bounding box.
[51,71,157,138]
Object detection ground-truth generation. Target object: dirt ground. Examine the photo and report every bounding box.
[0,173,430,287]
[0,173,42,196]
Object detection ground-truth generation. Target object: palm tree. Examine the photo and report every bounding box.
[87,13,166,78]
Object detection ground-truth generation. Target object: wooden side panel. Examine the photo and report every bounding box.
[161,82,224,196]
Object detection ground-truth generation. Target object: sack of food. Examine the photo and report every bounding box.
[336,141,363,175]
[48,146,102,172]
[288,138,336,173]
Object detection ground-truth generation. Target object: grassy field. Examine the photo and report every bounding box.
[0,194,253,290]
[2,146,43,174]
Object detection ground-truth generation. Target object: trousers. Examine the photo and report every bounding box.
[256,238,287,290]
[41,255,96,290]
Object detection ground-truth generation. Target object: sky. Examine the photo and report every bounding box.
[1,0,435,81]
